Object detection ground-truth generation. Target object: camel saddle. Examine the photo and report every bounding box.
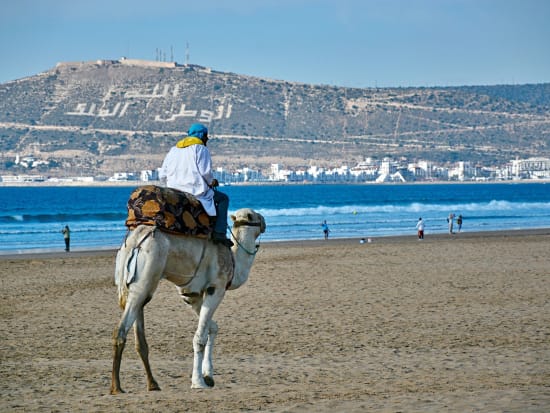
[125,185,213,237]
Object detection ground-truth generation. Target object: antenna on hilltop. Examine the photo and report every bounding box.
[170,45,173,62]
[185,42,190,65]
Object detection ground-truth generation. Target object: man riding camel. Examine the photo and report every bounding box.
[159,123,233,247]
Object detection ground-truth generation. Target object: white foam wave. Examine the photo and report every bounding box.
[253,200,550,218]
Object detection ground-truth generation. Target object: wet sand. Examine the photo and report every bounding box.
[1,229,549,412]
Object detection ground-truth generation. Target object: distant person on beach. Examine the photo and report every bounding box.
[457,214,463,232]
[416,217,425,239]
[447,213,455,234]
[321,220,330,240]
[61,225,70,251]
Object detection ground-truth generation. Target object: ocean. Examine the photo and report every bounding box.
[0,182,549,254]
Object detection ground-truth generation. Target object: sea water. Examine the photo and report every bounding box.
[0,182,549,253]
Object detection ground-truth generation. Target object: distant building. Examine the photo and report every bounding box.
[140,169,159,181]
[109,172,138,182]
[449,161,476,181]
[1,174,45,183]
[511,157,550,179]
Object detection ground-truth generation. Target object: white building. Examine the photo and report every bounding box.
[407,161,433,180]
[269,163,294,181]
[140,169,159,181]
[511,157,550,179]
[1,174,45,183]
[448,161,476,181]
[109,172,138,181]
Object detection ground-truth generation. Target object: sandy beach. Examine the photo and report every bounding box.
[1,229,549,412]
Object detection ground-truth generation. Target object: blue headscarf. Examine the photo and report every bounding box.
[187,123,208,140]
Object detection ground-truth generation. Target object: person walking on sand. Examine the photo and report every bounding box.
[62,225,70,252]
[457,214,463,232]
[321,220,330,240]
[447,212,455,234]
[416,217,425,240]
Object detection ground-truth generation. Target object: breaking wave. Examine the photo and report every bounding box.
[256,200,550,218]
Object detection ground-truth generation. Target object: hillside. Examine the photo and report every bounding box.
[1,58,549,177]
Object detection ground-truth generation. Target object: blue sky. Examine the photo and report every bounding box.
[1,0,549,87]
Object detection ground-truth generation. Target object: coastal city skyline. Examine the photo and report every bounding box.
[3,154,549,184]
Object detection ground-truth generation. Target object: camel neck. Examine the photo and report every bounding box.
[229,239,257,289]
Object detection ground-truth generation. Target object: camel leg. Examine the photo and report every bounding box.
[111,331,126,394]
[111,233,165,394]
[202,320,218,387]
[190,287,225,389]
[134,307,160,391]
[111,301,141,395]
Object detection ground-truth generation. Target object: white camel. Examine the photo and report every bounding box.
[110,208,265,394]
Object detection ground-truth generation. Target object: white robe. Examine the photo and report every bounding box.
[158,144,216,216]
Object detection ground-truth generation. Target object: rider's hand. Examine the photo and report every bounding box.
[210,179,219,188]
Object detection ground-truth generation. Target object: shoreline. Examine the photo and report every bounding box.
[2,227,549,260]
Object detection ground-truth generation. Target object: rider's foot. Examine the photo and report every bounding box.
[212,232,234,247]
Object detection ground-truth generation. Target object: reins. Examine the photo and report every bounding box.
[230,220,262,256]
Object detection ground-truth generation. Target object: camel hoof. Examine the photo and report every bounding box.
[110,387,125,395]
[191,381,210,389]
[204,376,215,387]
[148,382,161,391]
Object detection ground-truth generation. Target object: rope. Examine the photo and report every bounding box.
[229,225,261,256]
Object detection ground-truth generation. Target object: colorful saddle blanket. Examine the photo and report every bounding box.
[125,185,213,237]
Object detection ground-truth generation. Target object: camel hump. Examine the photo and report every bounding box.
[125,185,213,237]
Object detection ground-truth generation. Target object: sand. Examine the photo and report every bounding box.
[1,229,549,412]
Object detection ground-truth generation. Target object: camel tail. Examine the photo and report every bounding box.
[114,246,140,309]
[114,226,157,309]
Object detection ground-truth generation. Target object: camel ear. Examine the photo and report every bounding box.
[260,215,266,233]
[230,214,236,222]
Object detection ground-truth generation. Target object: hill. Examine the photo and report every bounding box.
[1,58,549,177]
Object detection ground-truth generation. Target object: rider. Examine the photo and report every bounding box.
[159,123,233,247]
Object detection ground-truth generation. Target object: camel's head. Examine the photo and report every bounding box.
[228,209,266,288]
[230,208,266,237]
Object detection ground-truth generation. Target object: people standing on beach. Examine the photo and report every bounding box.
[447,213,455,234]
[416,217,425,239]
[457,214,463,232]
[61,225,70,252]
[159,123,233,247]
[321,220,330,240]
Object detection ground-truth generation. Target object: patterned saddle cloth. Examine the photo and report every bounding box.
[125,185,213,237]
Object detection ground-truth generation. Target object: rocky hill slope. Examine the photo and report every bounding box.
[1,58,549,176]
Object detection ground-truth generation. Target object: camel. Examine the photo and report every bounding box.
[110,208,266,394]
